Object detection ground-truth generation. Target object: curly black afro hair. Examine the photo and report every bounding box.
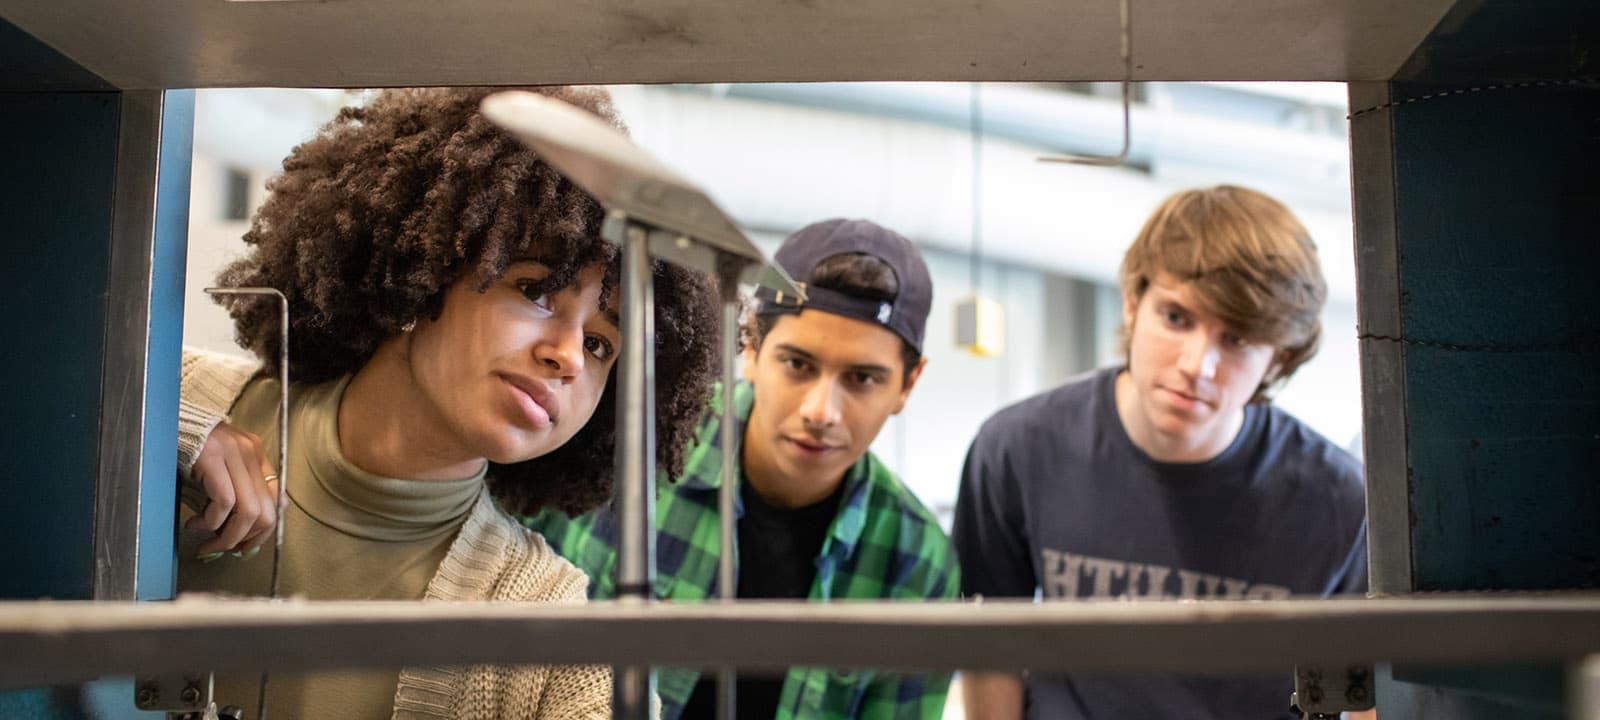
[218,85,719,516]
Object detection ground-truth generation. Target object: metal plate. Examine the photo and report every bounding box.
[0,0,1456,88]
[3,595,1600,688]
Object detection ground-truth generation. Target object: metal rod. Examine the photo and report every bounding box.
[611,216,657,720]
[8,596,1600,688]
[1039,0,1133,166]
[204,286,288,720]
[716,260,743,720]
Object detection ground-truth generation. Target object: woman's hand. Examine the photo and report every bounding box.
[187,421,281,555]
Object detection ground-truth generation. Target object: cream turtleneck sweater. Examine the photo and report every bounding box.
[176,348,610,720]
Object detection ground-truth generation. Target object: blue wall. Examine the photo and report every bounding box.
[0,91,121,600]
[139,89,193,601]
[1364,2,1600,716]
[1392,81,1600,593]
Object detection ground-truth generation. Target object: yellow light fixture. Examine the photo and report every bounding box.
[956,295,1005,357]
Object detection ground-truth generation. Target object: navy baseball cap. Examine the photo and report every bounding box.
[752,219,933,353]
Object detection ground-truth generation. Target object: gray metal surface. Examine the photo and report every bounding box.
[0,0,1455,88]
[92,90,168,601]
[482,91,798,298]
[3,596,1600,689]
[1347,82,1412,596]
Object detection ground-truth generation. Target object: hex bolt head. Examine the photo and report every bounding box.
[180,684,202,705]
[1347,684,1369,702]
[135,684,159,707]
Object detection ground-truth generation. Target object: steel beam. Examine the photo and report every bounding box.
[3,596,1600,689]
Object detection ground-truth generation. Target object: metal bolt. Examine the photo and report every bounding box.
[180,683,202,706]
[1347,683,1369,702]
[135,684,158,707]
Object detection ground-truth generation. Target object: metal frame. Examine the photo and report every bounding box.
[1347,82,1413,595]
[92,89,194,602]
[3,596,1600,689]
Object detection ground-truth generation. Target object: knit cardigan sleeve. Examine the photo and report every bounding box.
[395,495,621,720]
[177,347,261,478]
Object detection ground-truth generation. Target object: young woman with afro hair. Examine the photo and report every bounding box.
[173,86,719,719]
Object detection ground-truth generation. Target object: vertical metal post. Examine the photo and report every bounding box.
[716,262,742,720]
[94,89,195,603]
[1347,82,1411,596]
[613,217,657,720]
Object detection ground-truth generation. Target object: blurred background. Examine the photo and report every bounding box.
[183,81,1359,528]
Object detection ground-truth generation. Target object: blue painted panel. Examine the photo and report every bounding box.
[1390,80,1600,593]
[0,688,86,719]
[1378,664,1564,720]
[0,92,120,600]
[138,90,194,601]
[1398,0,1600,82]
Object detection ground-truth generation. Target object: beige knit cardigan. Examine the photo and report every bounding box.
[177,349,612,720]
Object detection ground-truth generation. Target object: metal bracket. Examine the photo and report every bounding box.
[1289,664,1375,718]
[197,287,291,720]
[1038,0,1133,166]
[132,673,239,719]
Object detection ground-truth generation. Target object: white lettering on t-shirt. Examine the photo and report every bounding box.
[1040,548,1083,598]
[1041,549,1291,601]
[1080,556,1124,597]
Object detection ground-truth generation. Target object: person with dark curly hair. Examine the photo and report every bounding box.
[173,85,719,720]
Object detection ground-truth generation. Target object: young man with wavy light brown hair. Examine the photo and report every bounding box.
[954,185,1368,720]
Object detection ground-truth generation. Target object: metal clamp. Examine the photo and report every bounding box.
[1289,664,1374,719]
[133,674,243,719]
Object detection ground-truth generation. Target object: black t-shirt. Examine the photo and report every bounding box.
[952,368,1368,720]
[680,480,844,719]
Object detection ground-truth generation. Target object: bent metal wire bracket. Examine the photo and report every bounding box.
[202,286,290,720]
[1039,0,1133,166]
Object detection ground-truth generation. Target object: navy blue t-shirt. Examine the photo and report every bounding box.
[952,368,1367,720]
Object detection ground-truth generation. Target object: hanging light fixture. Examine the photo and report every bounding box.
[955,82,1005,357]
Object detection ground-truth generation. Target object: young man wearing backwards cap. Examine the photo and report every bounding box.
[953,185,1369,720]
[526,218,959,720]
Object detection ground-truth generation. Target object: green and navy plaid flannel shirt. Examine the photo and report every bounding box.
[523,382,960,720]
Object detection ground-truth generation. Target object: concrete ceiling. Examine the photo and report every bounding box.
[1,0,1455,89]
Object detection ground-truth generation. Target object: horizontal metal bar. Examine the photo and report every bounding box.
[4,596,1600,688]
